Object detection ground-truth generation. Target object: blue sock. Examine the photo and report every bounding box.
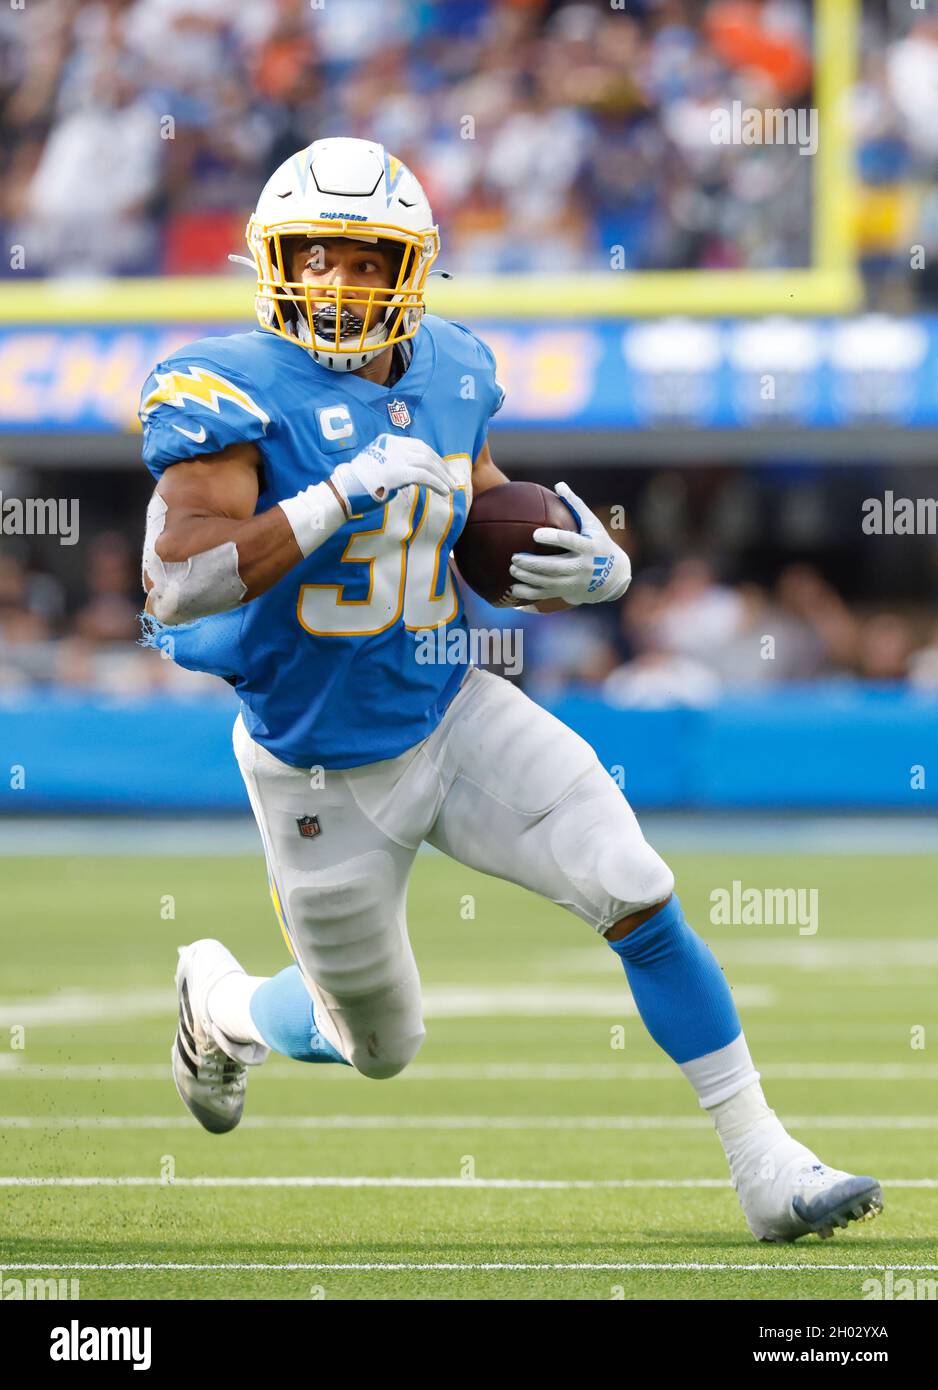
[607,894,741,1064]
[249,965,349,1064]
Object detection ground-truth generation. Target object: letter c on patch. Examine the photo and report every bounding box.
[319,405,354,443]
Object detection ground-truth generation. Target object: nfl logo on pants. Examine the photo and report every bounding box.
[387,398,411,429]
[296,815,321,840]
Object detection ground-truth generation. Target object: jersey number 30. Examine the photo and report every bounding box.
[296,472,470,637]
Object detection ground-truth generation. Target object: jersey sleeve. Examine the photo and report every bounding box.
[446,321,505,462]
[139,348,272,481]
[479,338,506,429]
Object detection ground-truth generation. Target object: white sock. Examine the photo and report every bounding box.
[206,972,269,1047]
[679,1032,760,1108]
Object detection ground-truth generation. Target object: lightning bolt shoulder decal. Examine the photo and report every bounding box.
[141,365,270,429]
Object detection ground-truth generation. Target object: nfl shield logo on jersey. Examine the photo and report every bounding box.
[296,815,321,840]
[387,398,411,429]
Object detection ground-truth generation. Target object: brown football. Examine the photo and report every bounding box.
[453,481,580,606]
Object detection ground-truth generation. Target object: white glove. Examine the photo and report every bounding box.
[331,433,461,518]
[508,481,631,606]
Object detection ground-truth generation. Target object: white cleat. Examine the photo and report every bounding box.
[735,1132,883,1243]
[172,939,267,1135]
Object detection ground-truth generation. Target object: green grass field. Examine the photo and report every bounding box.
[1,847,936,1300]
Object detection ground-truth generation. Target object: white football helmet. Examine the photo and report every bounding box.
[246,138,440,371]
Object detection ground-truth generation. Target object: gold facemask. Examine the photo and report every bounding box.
[245,217,440,356]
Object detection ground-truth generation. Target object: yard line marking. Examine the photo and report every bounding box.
[0,991,172,1028]
[0,985,776,1026]
[2,1261,937,1273]
[3,1060,938,1082]
[421,986,777,1016]
[1,1113,937,1131]
[0,1060,173,1079]
[556,939,938,976]
[1,1176,935,1189]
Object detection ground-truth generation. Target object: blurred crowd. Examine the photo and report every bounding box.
[0,532,224,698]
[1,0,936,702]
[3,524,938,705]
[513,556,938,706]
[0,0,935,298]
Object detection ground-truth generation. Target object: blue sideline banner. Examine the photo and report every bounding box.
[1,316,937,433]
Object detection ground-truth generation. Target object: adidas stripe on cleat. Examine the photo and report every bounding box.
[172,940,266,1135]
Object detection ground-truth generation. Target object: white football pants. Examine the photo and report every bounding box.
[233,666,674,1080]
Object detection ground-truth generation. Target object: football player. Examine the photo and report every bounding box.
[139,138,881,1242]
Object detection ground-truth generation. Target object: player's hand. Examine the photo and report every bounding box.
[508,481,632,606]
[331,434,461,517]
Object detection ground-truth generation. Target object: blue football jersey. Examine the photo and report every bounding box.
[139,318,504,768]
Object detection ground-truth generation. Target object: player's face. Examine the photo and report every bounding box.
[289,237,397,337]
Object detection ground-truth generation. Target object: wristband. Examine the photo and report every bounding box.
[278,481,348,558]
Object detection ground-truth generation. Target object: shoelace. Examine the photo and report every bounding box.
[792,1164,837,1190]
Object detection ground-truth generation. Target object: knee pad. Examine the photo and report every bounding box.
[550,776,675,930]
[596,835,675,921]
[345,1014,426,1081]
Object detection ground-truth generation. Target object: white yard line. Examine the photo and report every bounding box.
[1,1175,935,1189]
[0,991,174,1027]
[1,1261,936,1273]
[551,941,938,978]
[0,984,774,1026]
[2,1059,938,1081]
[1,1113,937,1130]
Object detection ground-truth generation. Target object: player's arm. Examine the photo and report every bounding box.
[471,438,511,495]
[143,442,306,619]
[143,433,464,626]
